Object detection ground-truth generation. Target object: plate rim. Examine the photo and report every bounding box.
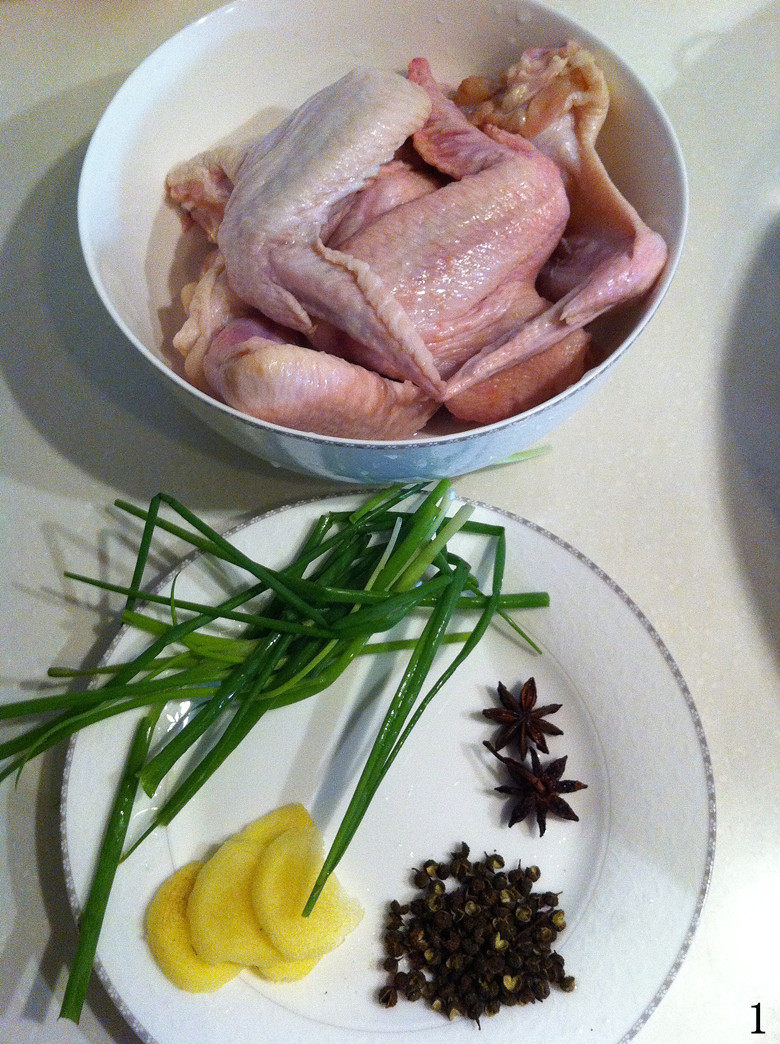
[59,494,716,1044]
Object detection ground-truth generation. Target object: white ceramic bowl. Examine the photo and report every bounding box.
[78,0,687,484]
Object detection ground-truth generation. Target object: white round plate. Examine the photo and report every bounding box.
[61,496,714,1043]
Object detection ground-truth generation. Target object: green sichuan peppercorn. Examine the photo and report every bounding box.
[384,931,404,958]
[393,971,409,991]
[378,984,397,1007]
[551,910,567,930]
[413,869,429,889]
[377,846,576,1024]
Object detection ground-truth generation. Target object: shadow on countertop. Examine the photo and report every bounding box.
[720,219,780,518]
[0,79,333,513]
[658,2,780,659]
[720,220,780,654]
[0,76,333,1044]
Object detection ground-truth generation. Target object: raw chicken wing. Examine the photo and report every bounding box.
[217,69,446,398]
[203,319,437,439]
[447,42,668,397]
[341,57,570,377]
[174,251,251,384]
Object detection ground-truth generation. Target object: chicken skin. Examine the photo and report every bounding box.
[203,319,436,439]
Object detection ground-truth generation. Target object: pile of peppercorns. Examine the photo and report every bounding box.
[378,843,574,1023]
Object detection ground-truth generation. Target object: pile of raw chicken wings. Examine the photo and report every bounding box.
[166,44,667,439]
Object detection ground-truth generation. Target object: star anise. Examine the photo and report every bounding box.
[482,678,563,758]
[484,741,587,836]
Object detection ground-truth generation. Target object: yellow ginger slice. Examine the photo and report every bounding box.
[145,861,240,993]
[186,834,318,980]
[187,836,270,966]
[252,947,319,982]
[251,824,363,961]
[240,802,314,847]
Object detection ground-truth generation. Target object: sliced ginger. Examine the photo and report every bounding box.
[188,804,315,966]
[145,861,241,993]
[187,836,270,966]
[145,806,361,994]
[240,802,314,847]
[252,824,363,961]
[252,945,319,983]
[186,832,318,981]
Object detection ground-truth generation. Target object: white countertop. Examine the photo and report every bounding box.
[1,1,778,1042]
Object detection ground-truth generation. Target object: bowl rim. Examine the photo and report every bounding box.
[77,0,689,452]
